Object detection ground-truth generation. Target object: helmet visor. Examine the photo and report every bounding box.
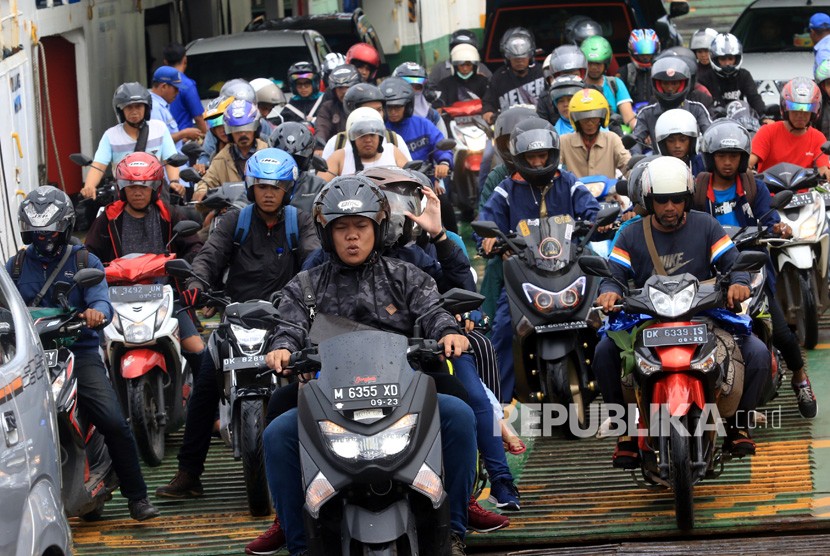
[383,189,422,217]
[117,179,162,191]
[349,120,386,140]
[291,73,315,81]
[784,100,820,113]
[244,176,293,191]
[401,75,426,86]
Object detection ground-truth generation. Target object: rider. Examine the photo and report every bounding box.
[271,121,327,213]
[193,96,234,174]
[694,120,817,419]
[543,75,585,134]
[393,62,448,136]
[429,29,493,84]
[315,63,362,143]
[580,35,638,130]
[817,59,830,139]
[690,28,719,83]
[617,28,661,105]
[482,27,546,125]
[697,33,768,120]
[594,156,770,467]
[9,186,159,521]
[653,108,705,175]
[261,175,476,556]
[155,148,319,501]
[345,42,381,83]
[162,42,208,135]
[536,46,587,126]
[281,62,325,124]
[250,77,287,124]
[435,43,490,106]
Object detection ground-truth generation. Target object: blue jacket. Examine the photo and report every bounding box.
[7,245,113,353]
[385,116,453,167]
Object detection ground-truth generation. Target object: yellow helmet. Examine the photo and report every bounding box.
[204,95,235,121]
[568,88,610,129]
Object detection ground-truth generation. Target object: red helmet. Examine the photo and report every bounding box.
[115,152,164,202]
[780,77,822,125]
[346,43,381,79]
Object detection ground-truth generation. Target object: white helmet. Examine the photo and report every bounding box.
[542,53,553,80]
[346,106,387,141]
[250,78,287,107]
[654,109,699,155]
[689,28,718,51]
[450,43,480,65]
[640,156,694,212]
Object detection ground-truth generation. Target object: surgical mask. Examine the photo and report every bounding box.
[457,70,474,80]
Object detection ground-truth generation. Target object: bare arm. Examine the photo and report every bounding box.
[81,162,107,199]
[319,150,343,181]
[618,101,637,130]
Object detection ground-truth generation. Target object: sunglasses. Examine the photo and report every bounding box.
[652,194,686,205]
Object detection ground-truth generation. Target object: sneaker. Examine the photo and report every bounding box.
[724,426,756,457]
[487,478,520,512]
[154,470,204,499]
[450,532,466,556]
[793,379,818,419]
[245,516,285,555]
[467,496,509,532]
[128,497,160,521]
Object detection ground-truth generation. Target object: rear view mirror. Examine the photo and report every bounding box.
[173,220,201,238]
[441,288,484,315]
[73,268,105,288]
[311,155,329,173]
[769,190,794,210]
[621,135,638,150]
[165,259,194,279]
[179,168,202,183]
[166,153,188,167]
[70,153,93,167]
[669,1,689,18]
[578,256,613,278]
[435,139,457,151]
[471,220,500,238]
[731,251,767,273]
[615,179,629,197]
[595,206,620,227]
[821,141,830,156]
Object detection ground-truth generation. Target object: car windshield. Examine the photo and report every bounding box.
[732,7,823,52]
[187,46,312,97]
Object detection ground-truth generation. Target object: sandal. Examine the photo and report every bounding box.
[724,427,756,457]
[503,436,527,455]
[613,436,640,469]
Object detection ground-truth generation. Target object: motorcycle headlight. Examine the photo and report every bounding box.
[230,324,267,356]
[51,367,68,401]
[522,277,586,314]
[648,283,696,318]
[305,471,336,519]
[318,414,418,461]
[154,293,171,331]
[124,321,153,344]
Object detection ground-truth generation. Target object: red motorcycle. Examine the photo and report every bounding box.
[443,99,492,222]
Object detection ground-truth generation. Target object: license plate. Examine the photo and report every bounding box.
[786,192,814,209]
[534,321,588,333]
[642,324,707,347]
[44,349,58,368]
[823,193,830,206]
[110,284,164,303]
[222,355,266,370]
[332,384,400,411]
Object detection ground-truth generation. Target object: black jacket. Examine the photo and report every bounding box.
[482,65,546,115]
[435,73,489,107]
[314,97,347,143]
[698,69,765,117]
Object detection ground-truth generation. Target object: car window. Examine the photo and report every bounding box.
[485,3,634,63]
[187,46,313,95]
[733,7,823,52]
[314,35,331,63]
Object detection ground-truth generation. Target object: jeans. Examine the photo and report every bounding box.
[265,394,476,554]
[73,351,147,500]
[177,354,220,475]
[491,288,515,403]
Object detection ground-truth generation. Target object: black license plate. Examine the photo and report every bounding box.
[534,321,588,333]
[332,384,400,410]
[642,324,707,347]
[109,284,163,303]
[222,355,266,370]
[786,192,814,209]
[44,349,58,367]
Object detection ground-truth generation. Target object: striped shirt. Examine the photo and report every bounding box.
[93,120,177,168]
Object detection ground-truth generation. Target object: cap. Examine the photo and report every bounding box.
[152,66,183,88]
[810,13,830,30]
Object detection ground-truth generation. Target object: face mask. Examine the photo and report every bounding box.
[33,234,64,258]
[457,70,474,80]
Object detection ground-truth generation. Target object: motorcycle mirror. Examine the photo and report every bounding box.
[172,220,202,238]
[435,138,457,151]
[73,268,105,288]
[165,153,189,167]
[821,141,830,156]
[621,134,638,150]
[311,155,329,173]
[769,190,794,210]
[403,160,423,171]
[69,153,93,167]
[669,0,690,18]
[179,168,203,183]
[181,141,204,157]
[578,255,614,278]
[731,251,767,273]
[615,179,629,196]
[471,220,501,238]
[441,288,484,315]
[165,259,194,279]
[595,206,621,227]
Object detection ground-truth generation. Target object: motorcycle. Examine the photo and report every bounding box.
[165,258,284,516]
[442,99,492,222]
[288,288,483,556]
[578,250,767,530]
[757,161,830,349]
[32,267,119,519]
[472,206,620,434]
[580,174,627,258]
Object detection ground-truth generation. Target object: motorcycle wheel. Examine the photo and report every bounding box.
[669,414,694,531]
[127,374,165,467]
[798,272,819,350]
[544,357,591,439]
[240,398,271,516]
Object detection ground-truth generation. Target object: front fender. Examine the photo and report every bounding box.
[538,334,577,361]
[650,373,705,417]
[775,244,815,271]
[121,349,167,379]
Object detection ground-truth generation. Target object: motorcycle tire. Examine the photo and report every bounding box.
[798,272,819,350]
[127,374,165,467]
[240,398,272,516]
[669,414,694,531]
[543,357,591,439]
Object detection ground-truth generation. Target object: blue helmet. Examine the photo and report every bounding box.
[224,99,260,138]
[244,148,299,202]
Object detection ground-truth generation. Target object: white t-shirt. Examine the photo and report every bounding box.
[339,142,400,176]
[322,131,412,160]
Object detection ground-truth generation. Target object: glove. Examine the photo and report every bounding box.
[181,288,202,307]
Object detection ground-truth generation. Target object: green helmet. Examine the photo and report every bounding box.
[580,35,613,66]
[816,58,830,85]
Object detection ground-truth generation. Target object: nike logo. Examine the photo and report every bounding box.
[660,252,694,275]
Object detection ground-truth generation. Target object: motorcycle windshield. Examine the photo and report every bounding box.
[517,215,577,272]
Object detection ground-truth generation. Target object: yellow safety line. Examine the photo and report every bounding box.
[814,440,830,448]
[814,343,830,349]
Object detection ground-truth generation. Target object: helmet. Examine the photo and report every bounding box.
[250,78,287,107]
[322,52,348,84]
[690,27,718,51]
[287,61,321,96]
[112,82,152,125]
[628,29,660,69]
[18,185,75,255]
[549,45,587,78]
[204,95,235,120]
[549,74,585,106]
[709,33,743,77]
[580,36,613,67]
[343,83,385,115]
[625,154,662,209]
[392,62,428,88]
[780,77,822,124]
[327,64,362,89]
[115,152,164,202]
[269,122,316,171]
[640,156,694,214]
[654,108,700,157]
[346,43,381,80]
[223,99,260,138]
[244,148,299,203]
[816,58,830,85]
[700,119,752,173]
[651,56,690,108]
[450,29,479,51]
[380,77,415,118]
[451,43,480,72]
[509,118,560,187]
[542,54,553,80]
[565,16,602,45]
[359,166,426,247]
[494,105,537,170]
[656,46,699,89]
[312,175,390,253]
[568,88,610,129]
[500,27,535,60]
[346,106,387,141]
[219,78,256,104]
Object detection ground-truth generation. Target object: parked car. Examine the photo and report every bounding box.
[245,8,389,77]
[185,29,332,101]
[0,266,72,556]
[730,0,829,116]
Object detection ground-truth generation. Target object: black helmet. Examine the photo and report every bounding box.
[564,16,602,45]
[359,166,426,247]
[656,46,699,89]
[450,29,479,51]
[343,83,385,115]
[312,175,390,254]
[269,122,315,172]
[500,27,535,61]
[494,105,537,171]
[509,118,560,187]
[380,77,415,119]
[327,64,362,89]
[651,56,690,109]
[18,185,76,257]
[112,82,152,125]
[700,119,752,173]
[287,61,321,96]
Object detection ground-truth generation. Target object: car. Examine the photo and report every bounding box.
[245,8,389,77]
[730,0,829,115]
[185,29,332,101]
[0,266,72,556]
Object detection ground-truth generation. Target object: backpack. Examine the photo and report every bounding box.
[693,171,757,212]
[233,203,299,252]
